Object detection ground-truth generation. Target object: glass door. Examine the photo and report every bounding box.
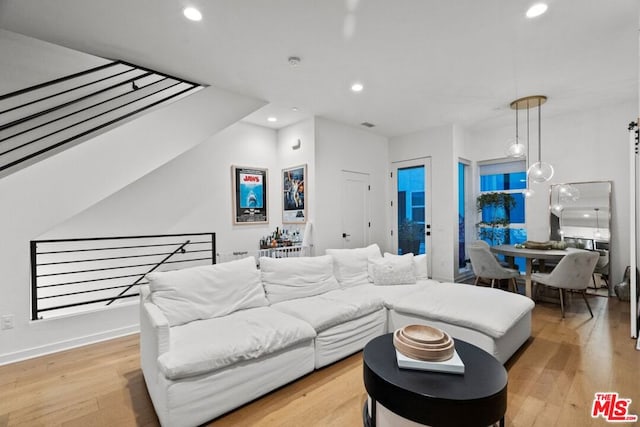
[391,158,431,265]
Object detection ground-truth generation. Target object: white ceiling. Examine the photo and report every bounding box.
[0,0,637,137]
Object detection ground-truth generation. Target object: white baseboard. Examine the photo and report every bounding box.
[0,324,139,366]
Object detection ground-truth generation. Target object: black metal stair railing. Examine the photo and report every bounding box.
[0,60,203,176]
[30,232,215,320]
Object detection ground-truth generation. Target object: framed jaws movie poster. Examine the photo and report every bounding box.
[282,164,306,224]
[232,165,268,224]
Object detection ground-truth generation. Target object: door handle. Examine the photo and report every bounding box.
[342,233,351,238]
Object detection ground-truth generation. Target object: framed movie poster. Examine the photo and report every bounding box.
[282,164,306,224]
[232,165,268,224]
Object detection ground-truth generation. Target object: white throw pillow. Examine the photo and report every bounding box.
[147,256,268,326]
[384,252,429,280]
[326,244,382,287]
[259,255,340,304]
[369,255,416,285]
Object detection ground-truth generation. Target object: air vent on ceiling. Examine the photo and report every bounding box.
[360,122,375,128]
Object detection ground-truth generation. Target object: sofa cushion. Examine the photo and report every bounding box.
[384,252,429,280]
[260,255,340,304]
[392,281,535,339]
[369,255,416,285]
[146,256,267,327]
[326,244,382,288]
[157,307,316,380]
[320,288,385,314]
[335,282,431,309]
[272,293,383,332]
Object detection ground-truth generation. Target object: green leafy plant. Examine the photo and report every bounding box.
[398,219,423,255]
[476,192,516,245]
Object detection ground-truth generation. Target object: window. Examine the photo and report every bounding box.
[411,191,425,223]
[478,160,527,271]
[458,162,468,270]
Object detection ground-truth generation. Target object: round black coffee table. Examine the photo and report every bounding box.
[363,334,507,427]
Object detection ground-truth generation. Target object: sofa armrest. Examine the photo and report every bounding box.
[140,300,170,380]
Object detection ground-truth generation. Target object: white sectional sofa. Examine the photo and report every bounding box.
[140,244,534,427]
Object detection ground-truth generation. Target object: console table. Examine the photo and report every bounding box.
[363,334,507,427]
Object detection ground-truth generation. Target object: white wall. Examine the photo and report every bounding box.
[42,122,279,252]
[389,125,458,281]
[0,29,108,93]
[49,118,319,254]
[277,118,316,248]
[314,117,389,255]
[466,101,636,285]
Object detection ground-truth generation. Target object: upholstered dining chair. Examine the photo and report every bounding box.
[468,243,519,292]
[531,250,599,318]
[471,240,511,267]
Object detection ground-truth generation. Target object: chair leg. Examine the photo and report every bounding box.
[490,279,495,288]
[582,290,594,318]
[511,278,517,293]
[559,288,565,318]
[473,276,480,286]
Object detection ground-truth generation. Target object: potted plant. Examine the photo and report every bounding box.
[398,219,423,254]
[476,192,516,246]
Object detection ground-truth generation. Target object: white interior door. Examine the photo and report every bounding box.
[391,158,432,273]
[341,170,370,248]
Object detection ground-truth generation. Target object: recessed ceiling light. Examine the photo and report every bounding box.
[583,214,590,218]
[183,7,202,21]
[267,117,278,123]
[288,56,301,67]
[351,82,364,92]
[291,107,299,112]
[526,3,548,18]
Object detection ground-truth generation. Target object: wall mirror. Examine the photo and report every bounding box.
[549,181,612,296]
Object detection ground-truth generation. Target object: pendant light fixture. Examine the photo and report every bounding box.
[525,95,554,183]
[552,187,564,237]
[505,102,525,158]
[510,96,551,195]
[522,101,535,197]
[594,208,601,239]
[552,186,563,213]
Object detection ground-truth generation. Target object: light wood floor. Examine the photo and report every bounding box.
[1,295,638,427]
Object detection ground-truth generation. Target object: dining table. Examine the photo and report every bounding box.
[490,244,574,298]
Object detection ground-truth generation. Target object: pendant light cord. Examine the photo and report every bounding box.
[538,101,542,163]
[526,100,530,170]
[515,104,519,141]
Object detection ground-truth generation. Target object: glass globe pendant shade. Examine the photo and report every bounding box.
[527,161,554,183]
[505,137,525,158]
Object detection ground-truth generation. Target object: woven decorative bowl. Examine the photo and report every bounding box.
[393,325,454,362]
[523,240,553,250]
